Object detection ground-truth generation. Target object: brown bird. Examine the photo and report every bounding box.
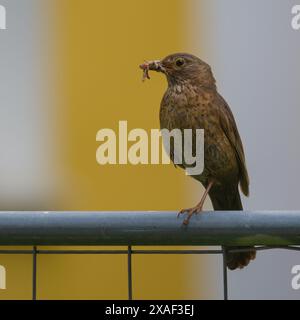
[140,53,256,270]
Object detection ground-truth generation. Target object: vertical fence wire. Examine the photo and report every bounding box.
[222,247,228,300]
[32,246,37,300]
[128,246,133,300]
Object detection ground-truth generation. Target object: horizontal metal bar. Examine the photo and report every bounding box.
[35,250,128,255]
[131,249,223,254]
[33,249,224,255]
[0,249,223,255]
[0,211,299,246]
[0,247,294,255]
[0,249,222,255]
[0,250,34,254]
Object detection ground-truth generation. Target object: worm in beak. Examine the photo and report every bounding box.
[139,60,164,81]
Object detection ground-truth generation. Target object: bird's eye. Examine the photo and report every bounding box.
[175,58,185,67]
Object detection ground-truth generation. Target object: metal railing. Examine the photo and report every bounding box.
[0,211,300,300]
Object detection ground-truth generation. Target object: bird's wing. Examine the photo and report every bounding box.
[217,94,250,196]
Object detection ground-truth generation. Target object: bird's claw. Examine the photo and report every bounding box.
[177,209,186,219]
[178,205,203,225]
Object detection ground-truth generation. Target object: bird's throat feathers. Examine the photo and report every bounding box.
[165,77,216,106]
[166,71,217,92]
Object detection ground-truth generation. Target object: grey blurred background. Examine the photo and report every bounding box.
[189,0,300,299]
[0,0,58,209]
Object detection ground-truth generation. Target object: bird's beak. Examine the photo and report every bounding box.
[139,60,166,81]
[140,60,165,72]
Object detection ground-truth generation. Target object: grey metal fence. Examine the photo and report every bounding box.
[0,211,299,300]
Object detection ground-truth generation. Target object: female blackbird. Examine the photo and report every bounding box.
[140,53,256,270]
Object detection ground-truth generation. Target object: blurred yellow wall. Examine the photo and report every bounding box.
[0,0,207,300]
[56,0,187,211]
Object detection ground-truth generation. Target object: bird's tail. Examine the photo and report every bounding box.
[209,186,256,270]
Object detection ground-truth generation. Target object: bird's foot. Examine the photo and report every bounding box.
[178,204,204,226]
[178,180,214,226]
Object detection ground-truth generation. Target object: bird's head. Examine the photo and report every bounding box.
[140,53,216,88]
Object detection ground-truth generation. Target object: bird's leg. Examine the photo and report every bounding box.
[178,180,215,225]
